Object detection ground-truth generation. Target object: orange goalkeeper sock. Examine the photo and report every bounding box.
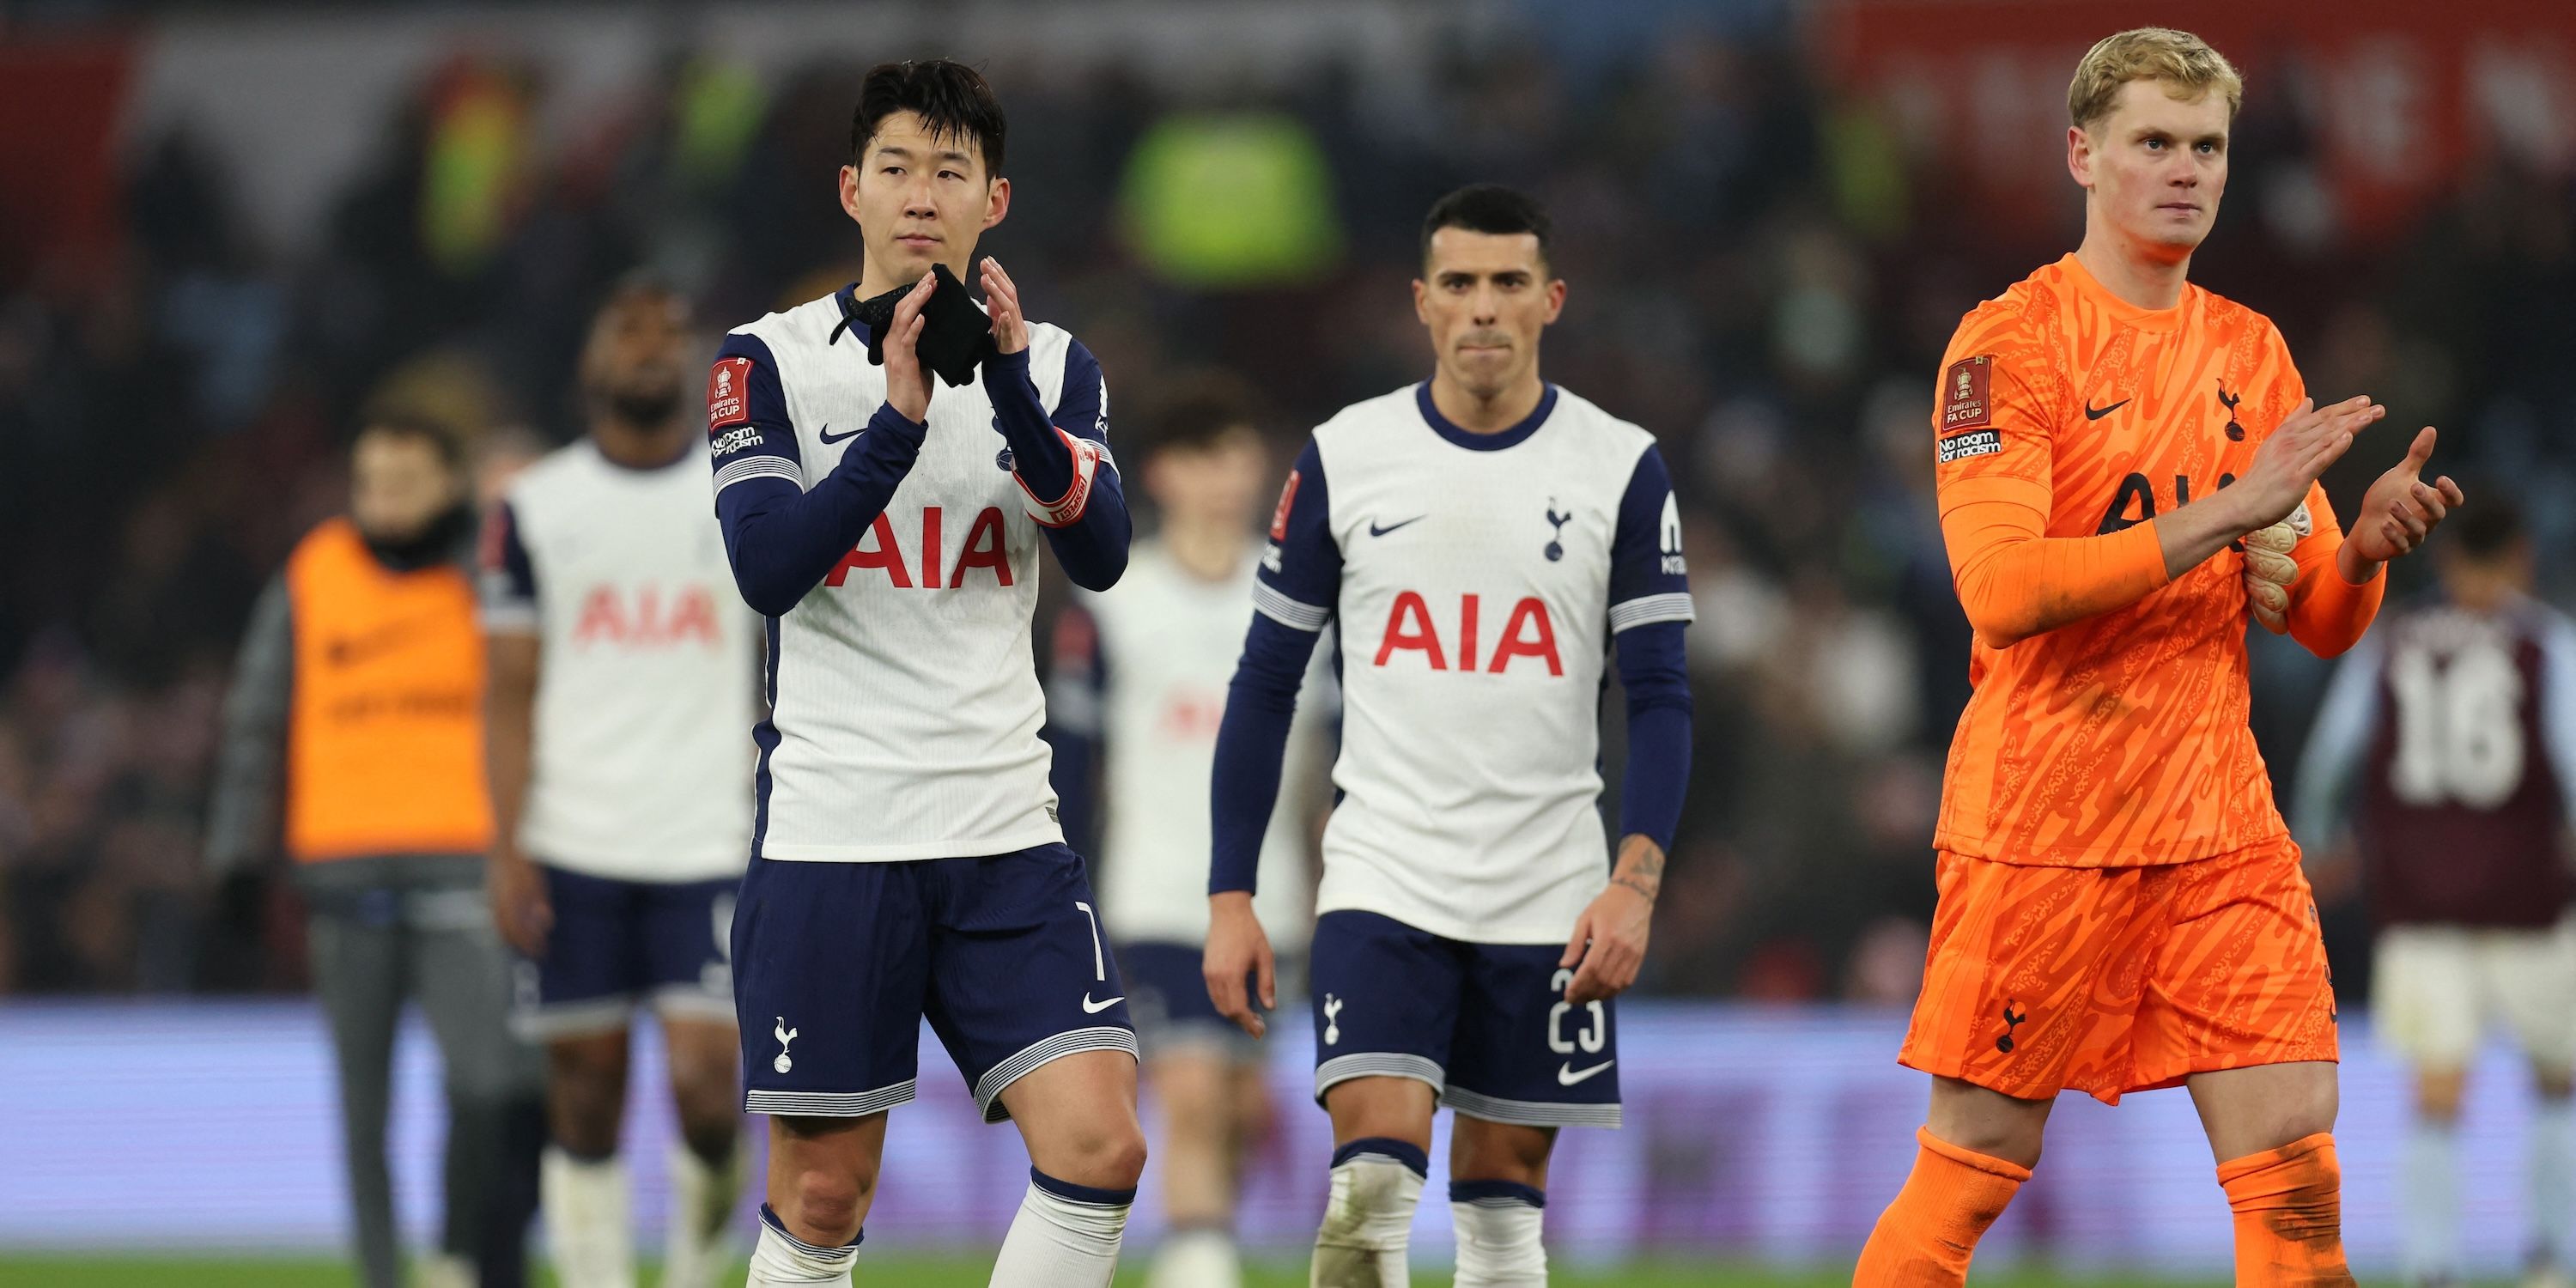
[2217,1132,2354,1286]
[1852,1127,2030,1286]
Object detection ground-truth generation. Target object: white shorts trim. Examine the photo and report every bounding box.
[1442,1083,1623,1129]
[1139,1019,1266,1066]
[651,984,738,1025]
[744,1079,917,1119]
[1314,1052,1445,1104]
[512,996,639,1041]
[972,1026,1140,1123]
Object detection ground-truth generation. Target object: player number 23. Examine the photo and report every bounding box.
[1546,968,1607,1055]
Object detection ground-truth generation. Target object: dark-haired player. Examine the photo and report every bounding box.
[2295,498,2576,1288]
[1046,378,1333,1288]
[1206,184,1696,1286]
[703,59,1141,1287]
[483,280,757,1288]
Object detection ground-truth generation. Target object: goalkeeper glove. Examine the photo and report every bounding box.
[2243,502,2312,635]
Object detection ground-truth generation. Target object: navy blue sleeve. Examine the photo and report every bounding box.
[476,500,539,633]
[1613,620,1692,852]
[985,340,1129,591]
[1042,601,1108,858]
[708,331,927,617]
[1607,445,1695,634]
[1607,444,1693,851]
[1210,440,1340,895]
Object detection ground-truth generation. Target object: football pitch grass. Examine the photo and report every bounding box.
[0,1256,2257,1287]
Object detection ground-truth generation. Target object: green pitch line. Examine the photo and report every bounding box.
[0,1255,2249,1287]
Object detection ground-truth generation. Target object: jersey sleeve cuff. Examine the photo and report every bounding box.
[1251,581,1331,632]
[1609,592,1695,634]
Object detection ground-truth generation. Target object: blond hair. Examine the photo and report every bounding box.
[2068,27,2243,131]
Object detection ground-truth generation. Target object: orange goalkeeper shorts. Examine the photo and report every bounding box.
[1898,836,2337,1104]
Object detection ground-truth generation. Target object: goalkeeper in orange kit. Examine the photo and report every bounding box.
[1856,27,2464,1287]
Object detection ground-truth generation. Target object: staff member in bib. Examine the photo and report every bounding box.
[206,415,544,1288]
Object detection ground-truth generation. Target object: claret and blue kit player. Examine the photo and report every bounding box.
[1204,184,1695,1287]
[702,58,1144,1288]
[2293,498,2576,1288]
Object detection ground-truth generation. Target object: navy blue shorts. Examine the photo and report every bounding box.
[1309,909,1619,1128]
[1118,939,1279,1063]
[732,843,1138,1123]
[515,866,739,1039]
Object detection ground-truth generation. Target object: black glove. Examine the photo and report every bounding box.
[835,262,997,387]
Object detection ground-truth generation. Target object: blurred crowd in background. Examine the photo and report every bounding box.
[5,6,2574,1004]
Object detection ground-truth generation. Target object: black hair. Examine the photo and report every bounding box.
[1420,184,1551,264]
[2447,492,2523,561]
[599,268,683,311]
[850,59,1006,178]
[355,412,467,474]
[1141,373,1263,460]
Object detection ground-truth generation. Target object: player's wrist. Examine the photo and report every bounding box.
[2333,536,2385,585]
[880,394,929,428]
[1611,835,1665,902]
[1608,873,1659,903]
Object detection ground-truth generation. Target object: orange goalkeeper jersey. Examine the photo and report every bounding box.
[1932,253,2360,868]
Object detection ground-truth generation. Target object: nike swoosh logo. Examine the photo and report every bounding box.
[818,423,862,445]
[1082,993,1125,1014]
[1557,1060,1614,1086]
[1368,516,1425,538]
[2083,399,2129,421]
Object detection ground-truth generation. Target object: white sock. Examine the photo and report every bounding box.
[2402,1118,2461,1283]
[2536,1097,2576,1269]
[987,1168,1133,1288]
[1150,1225,1241,1288]
[1449,1180,1547,1287]
[540,1147,635,1288]
[663,1137,747,1288]
[1313,1139,1425,1288]
[415,1252,476,1288]
[746,1204,857,1287]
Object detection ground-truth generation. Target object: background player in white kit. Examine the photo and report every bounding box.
[2293,498,2576,1288]
[1206,185,1697,1286]
[482,280,756,1288]
[1045,377,1334,1288]
[704,60,1145,1288]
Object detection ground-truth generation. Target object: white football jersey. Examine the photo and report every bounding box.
[1063,543,1330,946]
[710,290,1106,861]
[481,440,760,881]
[1255,385,1692,943]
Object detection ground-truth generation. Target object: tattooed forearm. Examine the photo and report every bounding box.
[1613,836,1666,902]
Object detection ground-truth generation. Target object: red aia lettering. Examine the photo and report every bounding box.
[1375,591,1448,669]
[824,507,1016,590]
[1489,596,1563,676]
[951,507,1014,587]
[1373,592,1560,675]
[571,584,723,646]
[827,513,912,588]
